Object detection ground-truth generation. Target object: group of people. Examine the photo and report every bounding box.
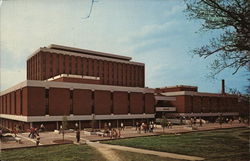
[28,127,40,139]
[136,122,156,133]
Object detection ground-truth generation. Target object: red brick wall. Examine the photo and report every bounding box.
[184,96,192,113]
[16,90,22,115]
[130,92,143,114]
[94,90,111,115]
[210,97,218,112]
[170,96,186,113]
[22,87,28,116]
[6,94,10,114]
[192,96,201,113]
[27,87,45,116]
[202,97,210,113]
[10,92,15,115]
[73,89,92,115]
[113,91,129,114]
[27,51,145,87]
[49,88,70,115]
[145,93,155,114]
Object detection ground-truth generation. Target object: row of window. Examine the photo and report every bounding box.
[28,53,144,87]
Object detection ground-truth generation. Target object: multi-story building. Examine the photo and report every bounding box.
[0,45,154,131]
[154,82,248,121]
[0,44,248,131]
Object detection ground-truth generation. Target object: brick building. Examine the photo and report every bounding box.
[155,84,248,120]
[0,45,154,131]
[0,44,248,131]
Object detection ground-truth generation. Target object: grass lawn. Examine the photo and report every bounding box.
[0,144,106,161]
[103,128,250,161]
[113,149,186,161]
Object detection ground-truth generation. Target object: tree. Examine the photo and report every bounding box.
[161,115,168,132]
[62,116,68,141]
[185,0,250,77]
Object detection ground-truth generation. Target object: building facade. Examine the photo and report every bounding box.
[27,44,145,87]
[155,85,247,120]
[0,45,153,131]
[0,44,248,131]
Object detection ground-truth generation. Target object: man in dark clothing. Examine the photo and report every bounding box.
[76,130,80,143]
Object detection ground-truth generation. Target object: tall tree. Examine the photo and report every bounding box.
[185,0,250,76]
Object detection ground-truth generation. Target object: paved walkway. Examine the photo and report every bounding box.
[1,123,248,160]
[88,141,205,161]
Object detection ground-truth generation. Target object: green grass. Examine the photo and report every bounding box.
[103,128,250,161]
[113,149,186,161]
[0,144,106,161]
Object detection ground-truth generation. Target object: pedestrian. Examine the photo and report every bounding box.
[108,122,111,130]
[138,125,141,134]
[136,122,139,131]
[118,128,121,138]
[110,129,114,139]
[59,125,63,134]
[199,118,203,127]
[75,122,79,131]
[121,122,124,131]
[150,123,153,132]
[76,130,80,143]
[40,124,45,132]
[36,136,40,146]
[190,118,194,127]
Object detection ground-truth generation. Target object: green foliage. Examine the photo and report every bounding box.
[62,116,68,141]
[160,116,168,132]
[62,116,68,130]
[185,0,250,77]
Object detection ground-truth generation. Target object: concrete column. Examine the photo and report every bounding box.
[56,122,59,130]
[99,120,101,129]
[79,121,81,130]
[116,120,119,128]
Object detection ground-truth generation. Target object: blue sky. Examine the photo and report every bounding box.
[0,0,248,93]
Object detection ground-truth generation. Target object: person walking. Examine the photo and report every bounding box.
[136,122,139,131]
[40,124,45,132]
[75,122,79,131]
[108,122,111,131]
[120,122,124,131]
[76,130,80,143]
[36,136,40,146]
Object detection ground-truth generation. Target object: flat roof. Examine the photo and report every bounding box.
[27,45,144,66]
[156,85,198,89]
[0,80,154,96]
[49,44,132,61]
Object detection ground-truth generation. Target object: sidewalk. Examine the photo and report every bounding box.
[1,122,247,150]
[88,141,205,161]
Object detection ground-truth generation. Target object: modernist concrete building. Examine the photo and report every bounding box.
[0,45,154,131]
